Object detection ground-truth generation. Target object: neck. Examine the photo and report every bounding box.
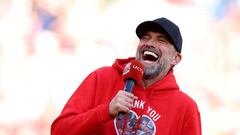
[142,71,168,88]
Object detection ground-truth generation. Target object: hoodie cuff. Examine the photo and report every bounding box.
[97,104,114,124]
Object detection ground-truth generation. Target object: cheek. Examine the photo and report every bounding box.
[135,46,141,57]
[136,46,140,55]
[137,42,144,48]
[136,43,144,52]
[160,51,172,61]
[160,46,174,55]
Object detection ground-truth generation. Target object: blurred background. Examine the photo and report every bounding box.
[0,0,240,134]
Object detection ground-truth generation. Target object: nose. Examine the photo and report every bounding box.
[144,39,157,48]
[144,36,160,47]
[145,38,155,45]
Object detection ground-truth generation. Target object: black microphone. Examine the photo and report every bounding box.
[117,60,144,119]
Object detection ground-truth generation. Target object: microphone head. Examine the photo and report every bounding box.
[122,60,144,84]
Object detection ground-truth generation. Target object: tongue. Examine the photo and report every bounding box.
[144,60,155,64]
[144,54,158,62]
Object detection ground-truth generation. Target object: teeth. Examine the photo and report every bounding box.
[143,51,158,58]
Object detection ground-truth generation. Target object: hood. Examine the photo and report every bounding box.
[112,57,136,73]
[112,57,180,92]
[149,70,180,92]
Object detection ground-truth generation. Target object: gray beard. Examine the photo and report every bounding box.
[136,55,168,80]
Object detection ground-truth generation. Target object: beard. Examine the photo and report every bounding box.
[136,53,169,80]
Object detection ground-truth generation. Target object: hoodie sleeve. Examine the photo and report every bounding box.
[181,101,202,135]
[51,71,113,135]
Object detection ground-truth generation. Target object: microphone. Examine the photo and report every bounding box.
[117,60,144,120]
[122,60,144,93]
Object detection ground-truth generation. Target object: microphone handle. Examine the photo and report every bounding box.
[124,79,135,93]
[117,80,135,119]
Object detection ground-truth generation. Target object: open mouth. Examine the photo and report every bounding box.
[142,50,160,63]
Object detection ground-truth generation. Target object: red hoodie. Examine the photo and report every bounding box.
[51,57,201,135]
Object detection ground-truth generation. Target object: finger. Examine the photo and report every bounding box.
[111,101,130,114]
[123,91,138,100]
[111,90,137,113]
[124,97,135,105]
[117,98,132,107]
[117,101,131,112]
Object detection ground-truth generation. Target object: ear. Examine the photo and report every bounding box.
[171,52,182,65]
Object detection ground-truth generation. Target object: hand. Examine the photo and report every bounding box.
[109,90,138,118]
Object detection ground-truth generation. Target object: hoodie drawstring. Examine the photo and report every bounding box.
[133,88,155,135]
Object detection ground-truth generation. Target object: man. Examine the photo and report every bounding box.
[51,17,201,135]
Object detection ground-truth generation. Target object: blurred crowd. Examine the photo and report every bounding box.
[0,0,240,135]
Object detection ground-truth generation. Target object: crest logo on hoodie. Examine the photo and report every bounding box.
[114,110,156,135]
